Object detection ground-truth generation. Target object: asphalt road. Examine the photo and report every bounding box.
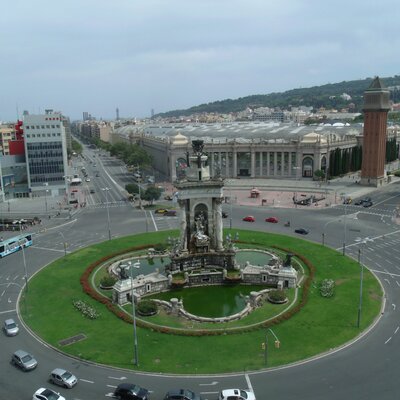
[2,148,400,399]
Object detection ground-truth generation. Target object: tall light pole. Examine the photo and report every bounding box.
[59,232,67,256]
[102,187,111,240]
[293,166,301,208]
[19,223,28,292]
[44,182,49,216]
[322,217,342,246]
[130,261,140,366]
[342,193,349,256]
[356,237,373,328]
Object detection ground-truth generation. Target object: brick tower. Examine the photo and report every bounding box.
[360,77,390,187]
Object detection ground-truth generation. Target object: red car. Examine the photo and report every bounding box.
[243,216,255,222]
[265,217,279,223]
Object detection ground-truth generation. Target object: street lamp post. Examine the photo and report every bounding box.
[342,195,349,256]
[356,237,373,328]
[322,217,342,246]
[59,232,67,256]
[130,261,140,366]
[293,166,301,208]
[102,187,111,240]
[18,223,28,292]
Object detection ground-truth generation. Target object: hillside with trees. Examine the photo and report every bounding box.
[156,75,400,118]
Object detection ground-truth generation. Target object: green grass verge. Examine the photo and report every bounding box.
[20,229,383,374]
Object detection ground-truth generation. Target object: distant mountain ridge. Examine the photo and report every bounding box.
[156,75,400,118]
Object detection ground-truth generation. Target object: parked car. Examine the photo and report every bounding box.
[265,217,279,223]
[218,388,256,400]
[90,188,95,194]
[165,210,177,216]
[85,177,91,182]
[362,200,373,208]
[295,228,309,235]
[222,211,228,218]
[49,368,78,388]
[33,387,66,400]
[154,208,169,214]
[114,383,149,400]
[3,318,19,336]
[12,349,38,371]
[164,388,203,400]
[243,216,255,222]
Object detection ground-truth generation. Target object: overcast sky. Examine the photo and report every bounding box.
[1,0,399,121]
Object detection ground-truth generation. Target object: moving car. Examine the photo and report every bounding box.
[33,387,66,400]
[154,208,169,214]
[49,368,78,388]
[354,196,372,205]
[165,210,177,216]
[114,383,150,400]
[243,216,255,222]
[164,388,203,400]
[362,200,373,208]
[3,318,19,336]
[295,228,309,235]
[85,177,90,182]
[218,388,256,400]
[90,188,95,194]
[265,217,278,223]
[12,349,38,371]
[222,211,228,218]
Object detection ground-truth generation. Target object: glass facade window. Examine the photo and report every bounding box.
[27,142,65,185]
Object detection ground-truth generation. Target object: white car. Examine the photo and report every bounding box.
[218,388,256,400]
[85,177,90,182]
[32,387,66,400]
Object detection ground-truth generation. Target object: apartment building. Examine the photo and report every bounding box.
[23,110,68,197]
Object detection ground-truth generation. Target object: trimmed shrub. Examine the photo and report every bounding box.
[137,300,158,316]
[319,279,335,297]
[268,289,287,303]
[100,275,117,288]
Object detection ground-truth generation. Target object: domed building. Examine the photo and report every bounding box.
[112,121,400,182]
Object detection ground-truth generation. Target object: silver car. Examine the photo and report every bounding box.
[49,368,78,388]
[12,349,38,371]
[3,318,19,336]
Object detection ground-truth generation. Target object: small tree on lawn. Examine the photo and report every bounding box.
[142,186,162,205]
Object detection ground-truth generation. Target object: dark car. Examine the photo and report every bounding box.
[295,228,309,235]
[362,201,373,208]
[355,197,372,206]
[222,211,228,218]
[164,388,202,400]
[114,383,149,400]
[165,210,177,216]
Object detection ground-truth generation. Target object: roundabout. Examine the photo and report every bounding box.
[20,229,383,374]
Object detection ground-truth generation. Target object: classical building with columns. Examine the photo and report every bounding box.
[112,121,400,182]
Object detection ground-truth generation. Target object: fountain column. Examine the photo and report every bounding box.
[215,198,224,251]
[178,200,188,252]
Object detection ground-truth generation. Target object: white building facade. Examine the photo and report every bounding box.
[23,110,68,197]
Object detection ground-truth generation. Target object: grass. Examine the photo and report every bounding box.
[20,229,383,374]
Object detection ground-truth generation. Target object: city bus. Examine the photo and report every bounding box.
[0,233,33,258]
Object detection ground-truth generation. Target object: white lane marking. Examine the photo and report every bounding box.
[395,327,399,334]
[385,337,392,344]
[392,304,396,310]
[199,381,218,386]
[32,245,66,253]
[245,373,254,393]
[106,384,117,388]
[149,210,158,232]
[0,309,16,314]
[108,376,127,380]
[396,281,400,287]
[79,379,94,383]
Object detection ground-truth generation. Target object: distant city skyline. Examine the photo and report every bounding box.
[1,0,399,122]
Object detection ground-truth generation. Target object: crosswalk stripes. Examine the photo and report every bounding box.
[86,201,128,209]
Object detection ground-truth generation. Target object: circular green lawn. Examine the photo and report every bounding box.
[20,229,383,374]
